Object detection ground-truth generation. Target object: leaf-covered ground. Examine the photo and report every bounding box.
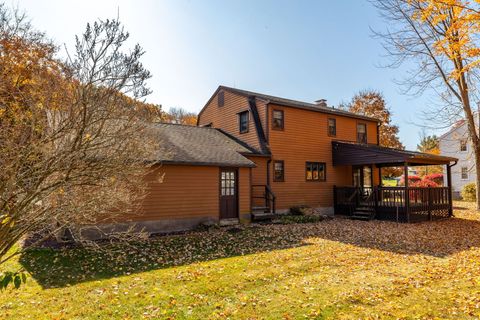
[2,202,480,319]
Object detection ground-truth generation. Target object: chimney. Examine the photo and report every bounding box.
[314,99,327,107]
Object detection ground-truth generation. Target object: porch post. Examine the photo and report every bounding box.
[447,163,453,217]
[378,166,382,187]
[404,163,410,223]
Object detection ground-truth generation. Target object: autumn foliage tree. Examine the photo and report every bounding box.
[373,0,480,209]
[344,90,405,177]
[0,4,159,286]
[416,134,443,175]
[164,107,197,125]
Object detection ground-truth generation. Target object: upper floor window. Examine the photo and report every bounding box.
[273,160,285,182]
[306,162,326,181]
[460,139,468,152]
[218,91,224,107]
[239,111,249,133]
[461,167,469,180]
[357,123,367,144]
[272,109,284,130]
[328,118,336,137]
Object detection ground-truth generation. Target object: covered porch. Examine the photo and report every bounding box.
[332,141,458,222]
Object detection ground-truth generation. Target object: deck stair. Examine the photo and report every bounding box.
[251,185,276,222]
[350,203,375,221]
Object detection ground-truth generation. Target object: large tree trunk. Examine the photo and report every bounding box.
[475,146,480,210]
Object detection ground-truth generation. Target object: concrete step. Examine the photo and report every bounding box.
[252,206,269,212]
[219,218,239,226]
[355,207,375,212]
[350,215,373,221]
[252,212,275,221]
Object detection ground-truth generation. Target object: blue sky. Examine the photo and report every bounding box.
[16,0,442,149]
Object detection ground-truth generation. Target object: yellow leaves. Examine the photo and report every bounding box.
[83,133,92,142]
[409,0,480,80]
[0,214,14,228]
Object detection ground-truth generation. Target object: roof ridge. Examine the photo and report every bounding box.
[218,85,380,123]
[156,122,216,130]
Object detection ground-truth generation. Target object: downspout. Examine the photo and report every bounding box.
[266,103,271,186]
[376,122,380,146]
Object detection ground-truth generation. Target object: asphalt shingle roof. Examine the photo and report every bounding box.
[154,123,257,167]
[218,86,380,123]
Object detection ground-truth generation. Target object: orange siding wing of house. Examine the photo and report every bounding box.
[119,165,252,223]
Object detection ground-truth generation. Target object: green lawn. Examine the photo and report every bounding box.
[3,202,480,319]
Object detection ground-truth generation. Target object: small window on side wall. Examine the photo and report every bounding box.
[239,111,249,133]
[272,109,284,130]
[273,160,284,182]
[218,91,224,107]
[357,123,367,144]
[461,167,469,180]
[460,139,467,152]
[328,118,336,136]
[306,162,326,181]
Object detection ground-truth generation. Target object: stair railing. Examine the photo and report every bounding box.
[251,185,276,214]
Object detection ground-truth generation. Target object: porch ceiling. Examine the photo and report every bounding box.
[332,141,457,167]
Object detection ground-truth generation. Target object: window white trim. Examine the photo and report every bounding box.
[461,167,469,180]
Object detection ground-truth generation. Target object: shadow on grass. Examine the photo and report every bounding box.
[19,225,309,289]
[20,213,480,289]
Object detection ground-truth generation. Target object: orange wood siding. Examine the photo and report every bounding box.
[267,104,379,209]
[118,164,251,223]
[198,90,262,151]
[238,167,251,215]
[135,165,220,221]
[247,156,268,186]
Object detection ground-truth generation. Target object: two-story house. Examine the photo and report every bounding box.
[77,86,458,239]
[197,86,382,216]
[439,119,476,199]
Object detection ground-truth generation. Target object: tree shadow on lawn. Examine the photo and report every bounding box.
[20,209,480,289]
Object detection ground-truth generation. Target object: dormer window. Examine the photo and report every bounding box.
[272,109,284,130]
[239,111,249,133]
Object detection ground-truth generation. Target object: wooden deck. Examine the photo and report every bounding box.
[334,186,452,222]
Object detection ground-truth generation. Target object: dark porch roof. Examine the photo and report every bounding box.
[332,141,457,167]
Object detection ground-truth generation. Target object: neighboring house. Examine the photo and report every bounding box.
[439,119,476,199]
[80,86,457,239]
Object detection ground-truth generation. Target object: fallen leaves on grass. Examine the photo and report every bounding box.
[2,201,480,318]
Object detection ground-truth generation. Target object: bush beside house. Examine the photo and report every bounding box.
[462,183,476,201]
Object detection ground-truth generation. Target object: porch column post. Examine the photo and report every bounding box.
[404,163,410,223]
[447,163,453,217]
[378,166,382,187]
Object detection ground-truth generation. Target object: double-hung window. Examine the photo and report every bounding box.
[273,160,285,182]
[272,110,284,130]
[357,123,367,144]
[239,111,249,133]
[306,162,326,181]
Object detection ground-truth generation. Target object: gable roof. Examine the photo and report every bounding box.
[153,123,256,167]
[332,141,457,167]
[438,119,466,140]
[199,85,380,123]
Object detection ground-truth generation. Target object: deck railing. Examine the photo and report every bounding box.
[333,186,452,222]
